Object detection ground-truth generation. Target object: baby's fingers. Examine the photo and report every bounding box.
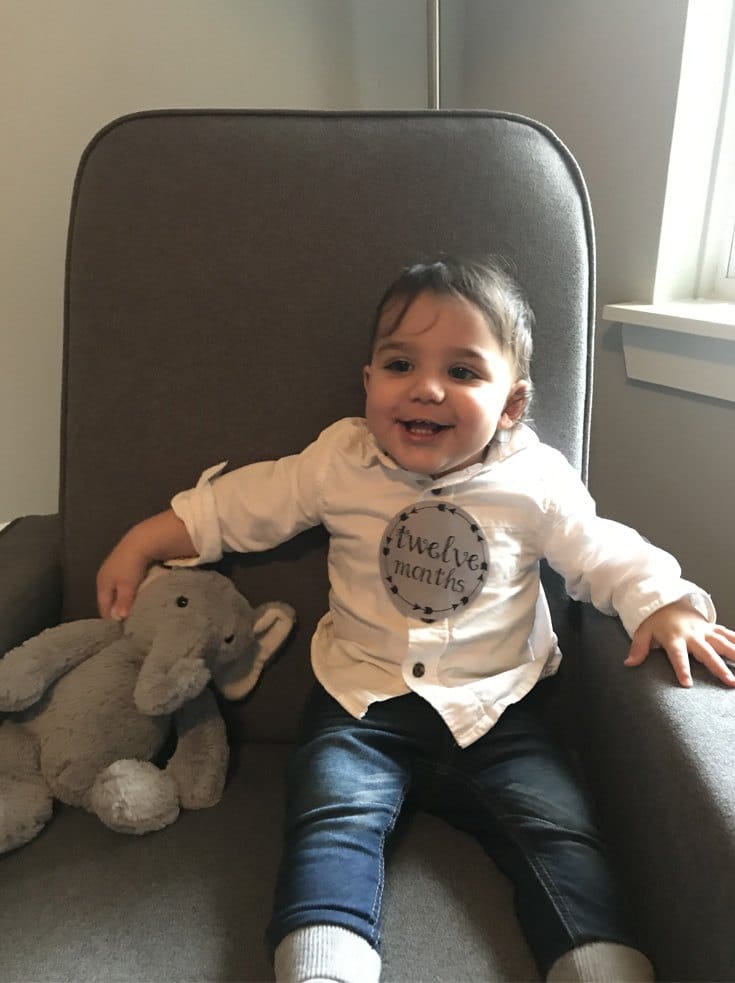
[109,579,138,621]
[97,573,134,621]
[625,624,653,668]
[692,629,735,686]
[662,637,693,688]
[97,579,114,620]
[712,624,735,650]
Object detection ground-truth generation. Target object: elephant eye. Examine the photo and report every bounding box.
[176,596,189,608]
[224,634,235,645]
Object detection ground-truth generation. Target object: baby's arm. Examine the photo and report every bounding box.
[96,509,196,620]
[625,600,735,688]
[96,423,342,620]
[540,449,735,688]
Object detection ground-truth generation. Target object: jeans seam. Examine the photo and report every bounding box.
[460,774,582,942]
[369,778,410,925]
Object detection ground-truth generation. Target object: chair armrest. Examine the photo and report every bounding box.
[0,514,62,653]
[573,605,735,981]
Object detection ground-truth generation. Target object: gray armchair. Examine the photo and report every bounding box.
[1,111,733,982]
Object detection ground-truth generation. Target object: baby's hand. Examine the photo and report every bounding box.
[96,540,150,621]
[625,600,735,688]
[97,510,196,620]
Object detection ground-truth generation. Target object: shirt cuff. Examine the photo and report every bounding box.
[169,461,228,565]
[677,586,717,623]
[622,581,716,637]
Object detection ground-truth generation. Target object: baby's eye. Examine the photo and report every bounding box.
[385,359,412,373]
[449,366,479,381]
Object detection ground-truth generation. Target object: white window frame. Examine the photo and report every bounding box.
[699,8,735,302]
[604,0,735,404]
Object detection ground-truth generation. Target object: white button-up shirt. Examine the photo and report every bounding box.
[171,418,714,747]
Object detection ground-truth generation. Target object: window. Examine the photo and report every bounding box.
[699,10,735,302]
[604,0,735,403]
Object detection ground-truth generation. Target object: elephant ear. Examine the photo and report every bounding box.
[212,601,296,701]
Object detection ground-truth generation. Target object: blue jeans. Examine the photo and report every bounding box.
[267,682,634,976]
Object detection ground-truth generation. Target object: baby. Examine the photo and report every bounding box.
[98,258,735,982]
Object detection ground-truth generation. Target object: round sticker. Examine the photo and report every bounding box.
[379,501,489,622]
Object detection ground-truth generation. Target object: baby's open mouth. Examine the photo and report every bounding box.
[400,419,451,435]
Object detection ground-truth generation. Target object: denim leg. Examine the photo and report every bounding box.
[427,690,634,977]
[267,686,418,955]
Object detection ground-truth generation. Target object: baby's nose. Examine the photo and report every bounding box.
[410,373,445,401]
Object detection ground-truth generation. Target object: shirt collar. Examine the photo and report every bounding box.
[357,419,538,488]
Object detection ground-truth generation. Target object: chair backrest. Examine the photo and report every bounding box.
[61,110,595,741]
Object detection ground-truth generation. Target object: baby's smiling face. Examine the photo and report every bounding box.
[363,290,528,478]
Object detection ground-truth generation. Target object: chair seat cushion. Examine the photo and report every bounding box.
[0,743,538,981]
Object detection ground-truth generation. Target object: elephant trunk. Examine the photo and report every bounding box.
[133,616,215,716]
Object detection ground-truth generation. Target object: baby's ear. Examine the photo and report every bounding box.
[499,381,530,428]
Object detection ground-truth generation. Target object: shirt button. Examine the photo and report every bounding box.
[412,662,426,678]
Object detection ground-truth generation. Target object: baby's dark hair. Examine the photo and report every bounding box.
[369,258,535,402]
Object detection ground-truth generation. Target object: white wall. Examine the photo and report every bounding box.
[1,0,427,519]
[455,0,735,627]
[5,0,734,627]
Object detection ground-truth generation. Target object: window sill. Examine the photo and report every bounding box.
[602,300,735,403]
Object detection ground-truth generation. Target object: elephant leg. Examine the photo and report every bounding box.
[0,723,54,853]
[46,751,111,808]
[167,688,228,809]
[89,759,180,834]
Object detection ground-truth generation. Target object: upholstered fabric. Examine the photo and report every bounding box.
[60,111,593,748]
[0,744,537,982]
[11,112,733,982]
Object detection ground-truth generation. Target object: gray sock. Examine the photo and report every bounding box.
[546,941,655,981]
[274,924,381,983]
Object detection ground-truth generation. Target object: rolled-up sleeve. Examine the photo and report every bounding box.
[170,425,338,563]
[539,453,716,636]
[171,462,230,564]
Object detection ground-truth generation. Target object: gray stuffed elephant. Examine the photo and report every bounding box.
[0,566,295,853]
